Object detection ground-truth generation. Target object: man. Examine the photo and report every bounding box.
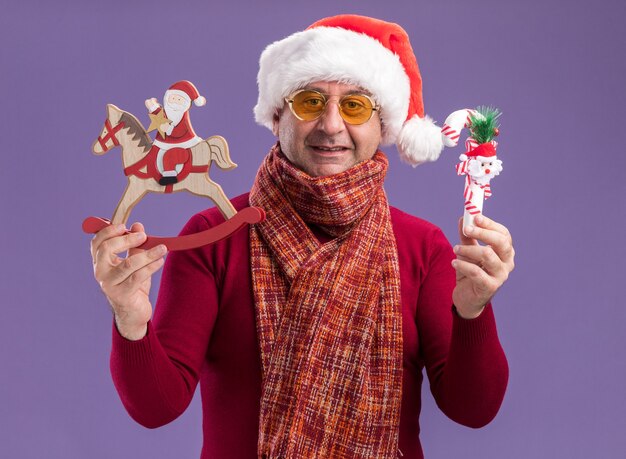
[145,80,207,185]
[91,15,514,459]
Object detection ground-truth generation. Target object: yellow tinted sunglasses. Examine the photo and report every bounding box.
[285,89,379,125]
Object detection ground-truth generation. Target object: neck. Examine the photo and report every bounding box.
[272,145,388,236]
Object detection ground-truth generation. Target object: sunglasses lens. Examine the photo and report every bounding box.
[339,95,374,124]
[289,91,376,124]
[291,91,327,120]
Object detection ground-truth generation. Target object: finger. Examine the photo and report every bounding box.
[463,224,508,252]
[452,259,498,293]
[103,257,165,309]
[128,222,147,256]
[116,256,165,291]
[464,225,515,269]
[129,222,145,233]
[454,245,508,279]
[90,223,127,262]
[94,231,148,270]
[474,214,511,239]
[473,215,514,260]
[105,244,167,286]
[458,217,478,246]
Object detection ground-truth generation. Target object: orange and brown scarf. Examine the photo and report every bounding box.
[250,144,402,458]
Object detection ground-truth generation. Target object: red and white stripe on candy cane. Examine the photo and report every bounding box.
[456,159,470,176]
[459,173,491,202]
[440,109,477,147]
[465,137,478,152]
[441,124,461,143]
[484,184,492,198]
[465,200,481,215]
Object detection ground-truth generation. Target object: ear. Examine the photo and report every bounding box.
[106,104,122,123]
[271,111,280,137]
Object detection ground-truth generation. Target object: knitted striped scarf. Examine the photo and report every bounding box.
[249,144,403,458]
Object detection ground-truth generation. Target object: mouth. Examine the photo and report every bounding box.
[308,145,351,155]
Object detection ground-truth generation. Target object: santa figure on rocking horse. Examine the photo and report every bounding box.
[84,79,265,250]
[145,80,207,186]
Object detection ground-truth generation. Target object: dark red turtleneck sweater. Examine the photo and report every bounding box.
[110,193,508,459]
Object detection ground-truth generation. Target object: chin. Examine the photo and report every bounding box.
[307,163,350,177]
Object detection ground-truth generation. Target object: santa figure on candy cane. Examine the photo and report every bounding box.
[145,80,207,185]
[442,107,503,236]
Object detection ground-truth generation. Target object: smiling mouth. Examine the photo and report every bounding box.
[309,145,350,153]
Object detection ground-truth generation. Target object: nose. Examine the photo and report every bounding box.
[485,168,491,174]
[317,100,345,135]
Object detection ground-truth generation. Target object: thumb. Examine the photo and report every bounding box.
[128,222,147,256]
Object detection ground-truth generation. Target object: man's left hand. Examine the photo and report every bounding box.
[451,215,515,319]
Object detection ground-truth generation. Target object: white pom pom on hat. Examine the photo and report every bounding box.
[254,14,444,166]
[194,95,206,107]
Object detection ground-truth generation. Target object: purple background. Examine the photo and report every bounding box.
[1,0,624,458]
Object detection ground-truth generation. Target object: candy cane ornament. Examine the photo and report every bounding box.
[441,107,502,236]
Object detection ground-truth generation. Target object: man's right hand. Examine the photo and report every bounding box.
[90,222,167,340]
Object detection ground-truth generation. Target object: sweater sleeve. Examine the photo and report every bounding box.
[110,213,218,428]
[417,228,509,428]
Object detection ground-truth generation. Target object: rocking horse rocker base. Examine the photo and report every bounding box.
[82,206,265,251]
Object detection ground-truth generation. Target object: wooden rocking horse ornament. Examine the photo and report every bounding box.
[83,81,264,250]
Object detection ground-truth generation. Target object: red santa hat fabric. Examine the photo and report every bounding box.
[254,14,444,166]
[166,80,207,107]
[464,142,497,159]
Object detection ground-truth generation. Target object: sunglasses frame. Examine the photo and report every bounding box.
[284,89,379,125]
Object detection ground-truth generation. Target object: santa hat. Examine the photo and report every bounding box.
[460,137,498,162]
[166,80,206,107]
[254,14,443,166]
[462,142,496,160]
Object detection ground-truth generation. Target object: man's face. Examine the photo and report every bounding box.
[272,81,382,177]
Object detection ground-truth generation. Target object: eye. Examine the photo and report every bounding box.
[341,97,368,113]
[303,96,324,107]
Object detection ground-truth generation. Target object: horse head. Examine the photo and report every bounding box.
[92,104,125,155]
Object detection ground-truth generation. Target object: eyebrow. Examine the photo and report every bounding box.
[304,85,373,97]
